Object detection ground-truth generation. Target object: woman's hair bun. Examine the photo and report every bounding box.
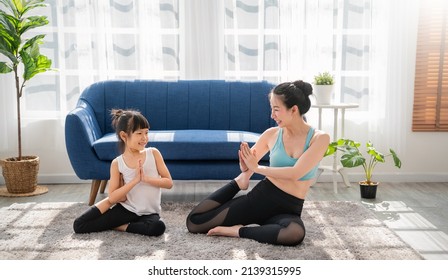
[293,80,313,97]
[293,80,303,88]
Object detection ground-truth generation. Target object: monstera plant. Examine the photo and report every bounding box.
[325,138,402,199]
[0,0,53,194]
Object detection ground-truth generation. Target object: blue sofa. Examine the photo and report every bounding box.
[65,79,276,205]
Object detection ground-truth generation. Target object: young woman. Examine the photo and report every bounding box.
[186,80,330,246]
[73,109,173,237]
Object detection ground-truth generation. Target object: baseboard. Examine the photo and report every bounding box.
[315,172,448,183]
[0,174,88,185]
[1,172,447,185]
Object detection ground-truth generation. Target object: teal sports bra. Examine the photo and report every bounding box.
[269,127,319,181]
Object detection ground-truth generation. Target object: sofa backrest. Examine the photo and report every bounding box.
[78,79,277,134]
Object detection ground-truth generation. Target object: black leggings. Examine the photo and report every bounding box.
[186,178,305,246]
[73,203,165,237]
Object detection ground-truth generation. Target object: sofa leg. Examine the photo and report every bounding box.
[99,180,108,194]
[89,180,101,206]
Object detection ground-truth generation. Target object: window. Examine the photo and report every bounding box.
[412,0,448,131]
[5,0,374,116]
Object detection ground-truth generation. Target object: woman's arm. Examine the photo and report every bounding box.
[238,127,273,175]
[142,148,173,189]
[245,127,274,162]
[241,131,330,180]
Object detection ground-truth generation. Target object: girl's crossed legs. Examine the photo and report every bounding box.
[73,203,165,237]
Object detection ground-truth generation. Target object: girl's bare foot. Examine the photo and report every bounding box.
[235,171,251,190]
[114,223,128,232]
[95,197,113,214]
[207,225,243,238]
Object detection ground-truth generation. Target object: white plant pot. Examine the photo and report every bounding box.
[313,84,334,105]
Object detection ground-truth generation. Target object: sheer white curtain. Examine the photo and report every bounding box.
[0,0,174,182]
[59,0,169,105]
[222,0,419,154]
[368,0,419,153]
[277,0,334,83]
[183,0,224,78]
[0,0,420,182]
[280,0,418,155]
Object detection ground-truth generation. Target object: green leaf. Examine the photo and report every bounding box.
[324,141,338,156]
[340,153,365,168]
[20,34,44,52]
[22,1,47,15]
[314,71,334,85]
[0,0,19,16]
[336,138,346,145]
[367,146,385,163]
[21,47,52,81]
[0,61,13,73]
[11,0,24,15]
[0,12,21,43]
[390,149,402,168]
[0,42,19,64]
[19,15,48,35]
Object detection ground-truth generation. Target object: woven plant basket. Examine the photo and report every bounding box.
[0,156,39,194]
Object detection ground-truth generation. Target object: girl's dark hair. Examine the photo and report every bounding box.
[110,109,150,152]
[270,80,313,115]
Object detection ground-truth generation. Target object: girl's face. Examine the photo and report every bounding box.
[270,95,295,127]
[121,128,149,151]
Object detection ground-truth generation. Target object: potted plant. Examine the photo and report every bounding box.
[0,0,53,194]
[313,71,334,105]
[324,138,402,199]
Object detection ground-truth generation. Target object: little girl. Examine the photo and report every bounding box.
[73,109,173,237]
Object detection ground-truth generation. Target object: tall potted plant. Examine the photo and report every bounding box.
[313,71,334,105]
[324,138,402,199]
[0,0,52,194]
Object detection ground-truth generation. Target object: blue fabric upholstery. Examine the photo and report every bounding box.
[65,80,276,181]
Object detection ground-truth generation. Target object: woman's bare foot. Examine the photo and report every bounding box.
[235,171,251,190]
[207,225,243,238]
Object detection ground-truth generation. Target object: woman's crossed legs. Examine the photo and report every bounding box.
[186,178,305,246]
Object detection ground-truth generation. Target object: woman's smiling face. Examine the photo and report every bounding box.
[270,94,293,127]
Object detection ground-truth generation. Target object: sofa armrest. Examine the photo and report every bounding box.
[65,101,109,180]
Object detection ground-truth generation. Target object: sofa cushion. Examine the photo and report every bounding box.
[92,130,265,161]
[80,80,276,135]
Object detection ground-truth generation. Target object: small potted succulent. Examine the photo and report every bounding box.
[324,138,402,199]
[313,71,334,105]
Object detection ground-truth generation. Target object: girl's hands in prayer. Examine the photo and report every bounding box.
[131,159,143,185]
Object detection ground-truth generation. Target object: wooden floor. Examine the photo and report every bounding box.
[1,180,448,260]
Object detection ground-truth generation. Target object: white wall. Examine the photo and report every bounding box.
[308,102,448,183]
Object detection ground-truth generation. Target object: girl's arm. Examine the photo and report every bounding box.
[142,148,173,189]
[241,131,330,180]
[107,159,140,204]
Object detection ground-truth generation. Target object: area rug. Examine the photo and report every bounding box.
[0,201,422,260]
